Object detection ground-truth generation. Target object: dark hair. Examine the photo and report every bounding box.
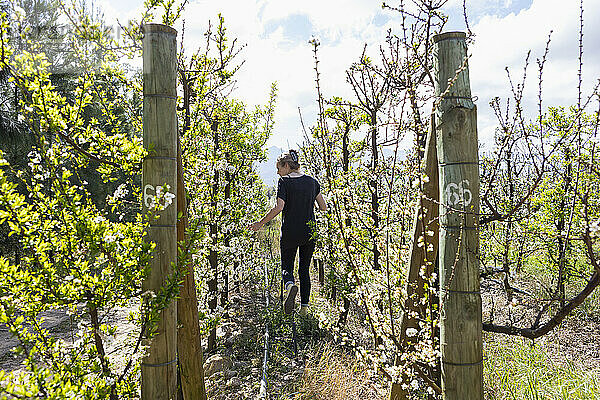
[277,150,300,170]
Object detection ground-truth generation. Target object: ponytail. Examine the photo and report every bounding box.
[277,150,300,170]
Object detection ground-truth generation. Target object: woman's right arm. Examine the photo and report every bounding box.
[250,198,285,231]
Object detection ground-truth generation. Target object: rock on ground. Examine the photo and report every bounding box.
[204,354,233,377]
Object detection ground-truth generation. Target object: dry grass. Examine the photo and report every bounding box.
[284,343,385,400]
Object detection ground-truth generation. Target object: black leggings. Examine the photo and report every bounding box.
[281,240,315,305]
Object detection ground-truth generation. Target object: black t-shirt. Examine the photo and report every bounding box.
[276,175,320,248]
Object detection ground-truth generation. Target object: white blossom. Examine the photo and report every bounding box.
[113,184,128,199]
[590,220,600,238]
[28,151,41,164]
[14,5,26,19]
[104,232,117,243]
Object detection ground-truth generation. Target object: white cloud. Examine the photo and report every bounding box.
[469,0,600,147]
[175,0,393,148]
[96,0,599,150]
[96,0,145,28]
[259,0,375,34]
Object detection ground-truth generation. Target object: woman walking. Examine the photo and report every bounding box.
[250,150,326,315]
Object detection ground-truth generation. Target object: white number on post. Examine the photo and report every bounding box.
[144,184,155,208]
[445,179,472,207]
[144,184,175,210]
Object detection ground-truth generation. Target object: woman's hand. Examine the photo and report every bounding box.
[249,221,263,231]
[249,199,284,232]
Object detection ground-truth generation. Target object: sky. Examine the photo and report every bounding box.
[97,0,600,151]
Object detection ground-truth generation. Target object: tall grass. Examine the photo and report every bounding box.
[484,333,600,399]
[279,343,384,400]
[576,285,600,321]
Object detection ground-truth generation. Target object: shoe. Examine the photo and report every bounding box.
[299,304,309,317]
[284,283,298,315]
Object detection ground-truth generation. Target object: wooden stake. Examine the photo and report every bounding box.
[433,31,483,400]
[141,23,178,400]
[369,111,381,270]
[318,259,324,285]
[207,119,219,353]
[176,138,207,399]
[389,115,440,400]
[222,154,232,307]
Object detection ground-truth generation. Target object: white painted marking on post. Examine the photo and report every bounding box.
[445,179,472,207]
[144,184,175,210]
[144,184,155,208]
[458,180,472,206]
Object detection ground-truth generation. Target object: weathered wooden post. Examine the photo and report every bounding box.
[142,23,178,399]
[318,259,324,285]
[177,137,207,399]
[389,115,440,400]
[433,32,483,399]
[207,119,219,353]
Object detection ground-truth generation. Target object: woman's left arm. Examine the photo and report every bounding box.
[315,193,327,211]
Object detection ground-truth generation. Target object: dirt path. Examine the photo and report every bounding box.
[0,309,73,371]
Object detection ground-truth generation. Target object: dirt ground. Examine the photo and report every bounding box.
[0,269,598,398]
[0,302,139,374]
[0,309,73,371]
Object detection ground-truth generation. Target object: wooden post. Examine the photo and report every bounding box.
[221,152,231,307]
[389,115,440,400]
[141,23,178,400]
[176,138,207,399]
[433,31,483,400]
[337,295,350,326]
[337,124,351,325]
[369,111,381,270]
[318,259,324,285]
[207,119,219,352]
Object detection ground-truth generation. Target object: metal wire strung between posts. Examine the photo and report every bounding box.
[143,93,178,100]
[141,358,178,367]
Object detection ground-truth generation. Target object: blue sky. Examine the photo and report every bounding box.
[99,0,600,150]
